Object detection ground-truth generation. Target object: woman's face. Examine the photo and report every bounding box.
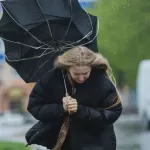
[69,66,92,83]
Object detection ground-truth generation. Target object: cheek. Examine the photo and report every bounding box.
[72,76,77,79]
[85,73,91,78]
[70,74,78,79]
[85,76,89,79]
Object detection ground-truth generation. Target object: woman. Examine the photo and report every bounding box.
[27,46,122,150]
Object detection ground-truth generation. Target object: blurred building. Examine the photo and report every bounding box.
[0,62,32,113]
[0,39,33,114]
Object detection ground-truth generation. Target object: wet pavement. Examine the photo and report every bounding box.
[1,114,150,150]
[0,124,32,142]
[114,114,150,150]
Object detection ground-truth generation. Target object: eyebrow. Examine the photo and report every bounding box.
[73,71,90,74]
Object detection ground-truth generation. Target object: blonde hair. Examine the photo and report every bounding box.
[55,46,111,71]
[55,46,122,109]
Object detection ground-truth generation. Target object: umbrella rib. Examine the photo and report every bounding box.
[59,46,74,52]
[37,41,55,50]
[57,43,73,51]
[1,3,52,48]
[65,0,72,37]
[79,2,93,38]
[59,16,99,50]
[39,49,57,69]
[34,41,54,49]
[79,18,100,47]
[59,18,99,51]
[36,0,54,39]
[62,18,99,49]
[40,45,54,56]
[5,49,56,62]
[62,1,95,46]
[39,60,50,69]
[58,40,75,46]
[76,31,92,43]
[58,41,75,49]
[1,37,53,50]
[65,18,72,37]
[29,51,57,81]
[58,22,93,49]
[1,4,40,43]
[58,40,73,43]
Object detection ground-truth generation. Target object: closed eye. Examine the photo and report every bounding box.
[83,72,89,75]
[73,73,80,76]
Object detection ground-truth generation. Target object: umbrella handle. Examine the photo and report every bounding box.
[65,92,69,97]
[61,70,71,113]
[65,92,71,114]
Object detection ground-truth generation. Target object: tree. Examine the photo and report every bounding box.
[88,0,150,87]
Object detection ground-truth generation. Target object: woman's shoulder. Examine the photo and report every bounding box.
[34,68,62,89]
[40,68,62,81]
[91,68,107,79]
[30,68,62,95]
[91,68,115,90]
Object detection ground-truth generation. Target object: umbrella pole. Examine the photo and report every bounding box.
[61,70,69,96]
[61,70,71,114]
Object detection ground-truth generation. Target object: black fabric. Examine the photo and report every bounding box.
[0,0,98,83]
[26,68,122,150]
[25,121,62,148]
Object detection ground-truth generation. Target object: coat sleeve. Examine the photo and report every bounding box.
[72,74,123,128]
[27,72,66,122]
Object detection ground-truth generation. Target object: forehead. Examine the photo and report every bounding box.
[70,66,91,73]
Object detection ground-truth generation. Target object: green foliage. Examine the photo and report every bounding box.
[0,141,31,150]
[88,0,150,87]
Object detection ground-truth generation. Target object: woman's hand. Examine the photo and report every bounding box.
[62,96,70,112]
[67,98,78,115]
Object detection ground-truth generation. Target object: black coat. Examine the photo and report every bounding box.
[26,68,122,150]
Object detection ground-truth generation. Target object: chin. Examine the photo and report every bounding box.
[76,80,85,84]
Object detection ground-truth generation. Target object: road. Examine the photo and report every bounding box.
[0,124,31,143]
[114,114,150,150]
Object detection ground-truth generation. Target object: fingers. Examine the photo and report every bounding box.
[63,96,71,101]
[62,96,78,114]
[68,105,77,109]
[67,99,77,106]
[67,99,77,104]
[62,96,71,105]
[68,100,78,113]
[68,102,77,106]
[64,98,77,106]
[68,108,77,112]
[62,96,71,112]
[68,103,77,107]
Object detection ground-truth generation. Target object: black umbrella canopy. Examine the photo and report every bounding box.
[0,0,99,83]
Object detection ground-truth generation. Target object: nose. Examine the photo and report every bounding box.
[78,75,84,81]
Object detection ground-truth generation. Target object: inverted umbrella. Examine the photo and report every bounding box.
[0,0,99,83]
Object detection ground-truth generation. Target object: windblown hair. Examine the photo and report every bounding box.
[54,46,122,109]
[55,46,111,71]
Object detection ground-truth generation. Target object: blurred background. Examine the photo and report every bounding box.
[0,0,150,150]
